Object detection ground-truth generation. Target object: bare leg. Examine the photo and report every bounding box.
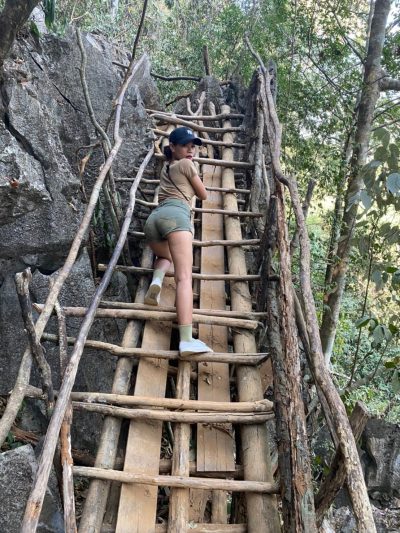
[149,241,172,272]
[145,241,172,305]
[166,231,193,325]
[167,231,212,355]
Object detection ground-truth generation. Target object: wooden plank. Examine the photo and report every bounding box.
[197,163,234,472]
[197,163,235,525]
[220,106,280,533]
[115,274,176,533]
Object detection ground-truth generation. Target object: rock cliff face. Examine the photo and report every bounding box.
[0,27,159,436]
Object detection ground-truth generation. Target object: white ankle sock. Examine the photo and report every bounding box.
[179,324,192,342]
[152,268,165,286]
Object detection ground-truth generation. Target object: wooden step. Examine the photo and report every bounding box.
[99,300,267,319]
[98,264,262,281]
[41,334,269,365]
[102,526,247,533]
[153,153,253,169]
[150,113,242,133]
[35,304,261,330]
[74,466,279,493]
[69,392,273,412]
[147,109,244,121]
[135,199,261,217]
[129,233,261,248]
[73,402,274,424]
[153,128,246,149]
[205,186,250,194]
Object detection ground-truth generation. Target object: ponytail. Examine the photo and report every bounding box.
[164,145,173,160]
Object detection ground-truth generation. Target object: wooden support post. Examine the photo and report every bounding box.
[15,269,54,412]
[55,301,77,533]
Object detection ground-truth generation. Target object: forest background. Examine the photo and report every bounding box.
[9,0,400,422]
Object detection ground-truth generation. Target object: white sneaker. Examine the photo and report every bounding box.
[179,338,213,356]
[144,280,162,306]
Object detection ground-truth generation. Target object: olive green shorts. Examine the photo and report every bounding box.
[144,198,193,242]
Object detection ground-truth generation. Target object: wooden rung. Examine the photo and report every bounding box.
[150,113,242,133]
[117,177,157,183]
[72,402,274,424]
[156,526,246,533]
[153,128,246,149]
[99,300,267,320]
[194,238,259,247]
[205,186,250,194]
[98,299,258,316]
[73,466,279,493]
[68,392,273,412]
[147,109,245,121]
[102,526,247,533]
[34,304,260,330]
[97,264,261,282]
[141,178,160,184]
[41,334,269,365]
[129,232,260,248]
[196,207,258,217]
[135,199,260,217]
[154,153,253,169]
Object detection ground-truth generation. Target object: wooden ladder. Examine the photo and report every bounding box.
[68,104,279,532]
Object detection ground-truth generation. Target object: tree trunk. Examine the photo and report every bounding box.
[267,189,317,532]
[324,130,353,287]
[0,0,40,70]
[110,0,119,21]
[320,0,392,364]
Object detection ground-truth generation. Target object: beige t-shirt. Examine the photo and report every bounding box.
[158,159,198,206]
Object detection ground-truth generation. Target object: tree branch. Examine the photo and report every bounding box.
[151,73,201,82]
[379,76,400,91]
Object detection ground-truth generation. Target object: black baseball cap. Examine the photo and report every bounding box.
[169,127,202,146]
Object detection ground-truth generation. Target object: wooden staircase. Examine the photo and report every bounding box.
[26,99,281,532]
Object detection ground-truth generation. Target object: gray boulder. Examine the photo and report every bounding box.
[0,28,157,268]
[0,25,159,449]
[0,444,63,532]
[362,419,400,505]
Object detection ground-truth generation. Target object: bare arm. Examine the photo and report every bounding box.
[190,173,207,201]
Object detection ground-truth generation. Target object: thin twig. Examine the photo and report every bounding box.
[151,72,201,82]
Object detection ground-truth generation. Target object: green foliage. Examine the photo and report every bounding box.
[35,0,400,420]
[43,0,56,27]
